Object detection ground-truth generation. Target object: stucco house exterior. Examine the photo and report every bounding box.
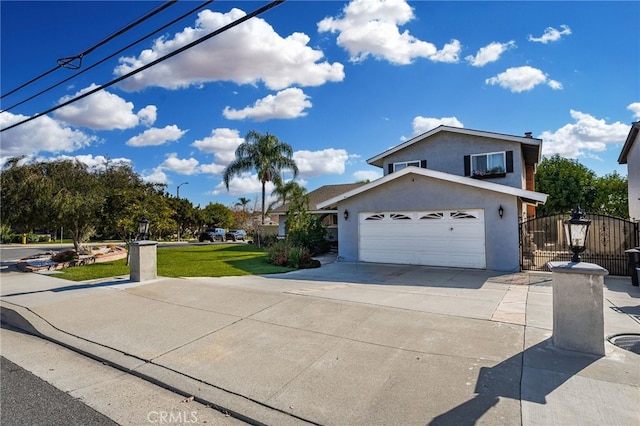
[317,126,548,272]
[618,121,639,221]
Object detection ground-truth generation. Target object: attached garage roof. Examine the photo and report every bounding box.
[317,166,548,209]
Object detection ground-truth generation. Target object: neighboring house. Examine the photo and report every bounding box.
[618,121,640,221]
[272,183,367,241]
[317,125,548,272]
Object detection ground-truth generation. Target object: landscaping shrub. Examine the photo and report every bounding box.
[267,240,290,266]
[287,246,313,269]
[52,250,78,263]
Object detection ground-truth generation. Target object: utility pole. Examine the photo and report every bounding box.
[176,182,188,241]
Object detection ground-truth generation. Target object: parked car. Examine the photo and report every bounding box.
[225,229,247,241]
[198,228,226,242]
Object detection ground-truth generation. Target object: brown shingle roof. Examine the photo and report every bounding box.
[272,183,367,214]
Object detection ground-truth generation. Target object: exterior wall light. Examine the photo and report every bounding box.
[563,205,591,263]
[138,216,150,240]
[498,205,504,219]
[343,209,349,220]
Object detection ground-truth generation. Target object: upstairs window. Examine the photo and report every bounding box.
[393,160,420,172]
[464,151,513,178]
[472,152,505,176]
[389,160,427,174]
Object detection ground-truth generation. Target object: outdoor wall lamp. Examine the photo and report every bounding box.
[563,205,591,262]
[498,205,504,219]
[138,216,150,240]
[343,209,349,220]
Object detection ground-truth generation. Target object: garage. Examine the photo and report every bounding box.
[358,209,486,268]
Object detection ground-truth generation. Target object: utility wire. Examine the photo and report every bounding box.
[1,0,177,100]
[1,0,214,114]
[0,0,286,133]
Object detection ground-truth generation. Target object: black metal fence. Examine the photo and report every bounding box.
[520,214,639,276]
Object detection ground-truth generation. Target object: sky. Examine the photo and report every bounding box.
[1,0,639,209]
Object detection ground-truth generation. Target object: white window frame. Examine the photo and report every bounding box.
[393,160,420,172]
[471,151,506,177]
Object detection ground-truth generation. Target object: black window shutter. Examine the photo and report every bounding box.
[506,151,514,173]
[420,160,427,169]
[464,155,471,176]
[388,164,394,174]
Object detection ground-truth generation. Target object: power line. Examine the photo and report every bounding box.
[1,0,214,114]
[1,0,177,100]
[0,0,286,133]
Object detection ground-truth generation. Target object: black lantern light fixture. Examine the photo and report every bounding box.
[563,205,591,263]
[138,216,150,240]
[343,209,349,220]
[498,205,504,219]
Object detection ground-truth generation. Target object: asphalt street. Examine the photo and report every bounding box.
[1,355,119,426]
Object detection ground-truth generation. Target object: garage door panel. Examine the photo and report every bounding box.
[358,210,486,268]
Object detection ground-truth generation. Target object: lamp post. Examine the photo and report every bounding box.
[177,181,188,199]
[176,182,188,241]
[563,205,591,262]
[138,216,150,241]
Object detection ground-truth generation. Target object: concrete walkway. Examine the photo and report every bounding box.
[1,262,638,425]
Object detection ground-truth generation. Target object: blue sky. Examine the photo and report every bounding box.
[1,0,638,209]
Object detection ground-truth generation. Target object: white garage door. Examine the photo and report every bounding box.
[358,210,486,268]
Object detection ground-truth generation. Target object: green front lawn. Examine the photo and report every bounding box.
[54,244,295,282]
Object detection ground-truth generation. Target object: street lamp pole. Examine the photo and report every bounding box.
[176,182,189,241]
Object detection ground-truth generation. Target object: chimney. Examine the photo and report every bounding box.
[524,132,533,138]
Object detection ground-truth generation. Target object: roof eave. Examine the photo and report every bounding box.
[367,126,542,167]
[618,121,640,164]
[317,167,547,209]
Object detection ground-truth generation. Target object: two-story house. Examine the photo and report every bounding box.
[318,126,548,272]
[618,121,639,221]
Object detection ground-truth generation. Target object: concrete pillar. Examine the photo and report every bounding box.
[548,261,609,355]
[129,241,157,282]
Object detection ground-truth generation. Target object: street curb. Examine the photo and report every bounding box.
[0,300,317,426]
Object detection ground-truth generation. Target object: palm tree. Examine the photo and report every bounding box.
[223,130,298,224]
[271,180,303,208]
[234,197,251,212]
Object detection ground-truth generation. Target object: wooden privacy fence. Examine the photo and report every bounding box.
[520,213,639,276]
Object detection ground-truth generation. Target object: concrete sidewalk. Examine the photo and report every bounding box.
[1,263,639,425]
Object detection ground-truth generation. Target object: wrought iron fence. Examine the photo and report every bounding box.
[520,213,639,276]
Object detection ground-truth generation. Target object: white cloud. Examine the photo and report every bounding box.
[465,41,515,67]
[48,154,132,171]
[293,148,349,178]
[159,153,200,175]
[528,25,572,44]
[191,128,244,164]
[198,162,226,175]
[353,170,382,182]
[485,66,562,92]
[628,102,640,119]
[0,111,96,160]
[126,125,186,147]
[540,110,630,158]
[223,88,312,121]
[115,8,344,91]
[410,115,463,136]
[211,172,276,196]
[141,167,168,184]
[54,84,154,130]
[318,0,460,65]
[137,105,157,126]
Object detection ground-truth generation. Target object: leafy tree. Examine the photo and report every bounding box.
[535,155,596,216]
[201,202,233,229]
[592,171,628,218]
[285,184,327,255]
[223,130,298,224]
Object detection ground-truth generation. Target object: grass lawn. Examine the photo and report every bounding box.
[54,244,295,282]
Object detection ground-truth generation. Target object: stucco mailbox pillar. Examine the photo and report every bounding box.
[129,240,157,282]
[548,261,608,355]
